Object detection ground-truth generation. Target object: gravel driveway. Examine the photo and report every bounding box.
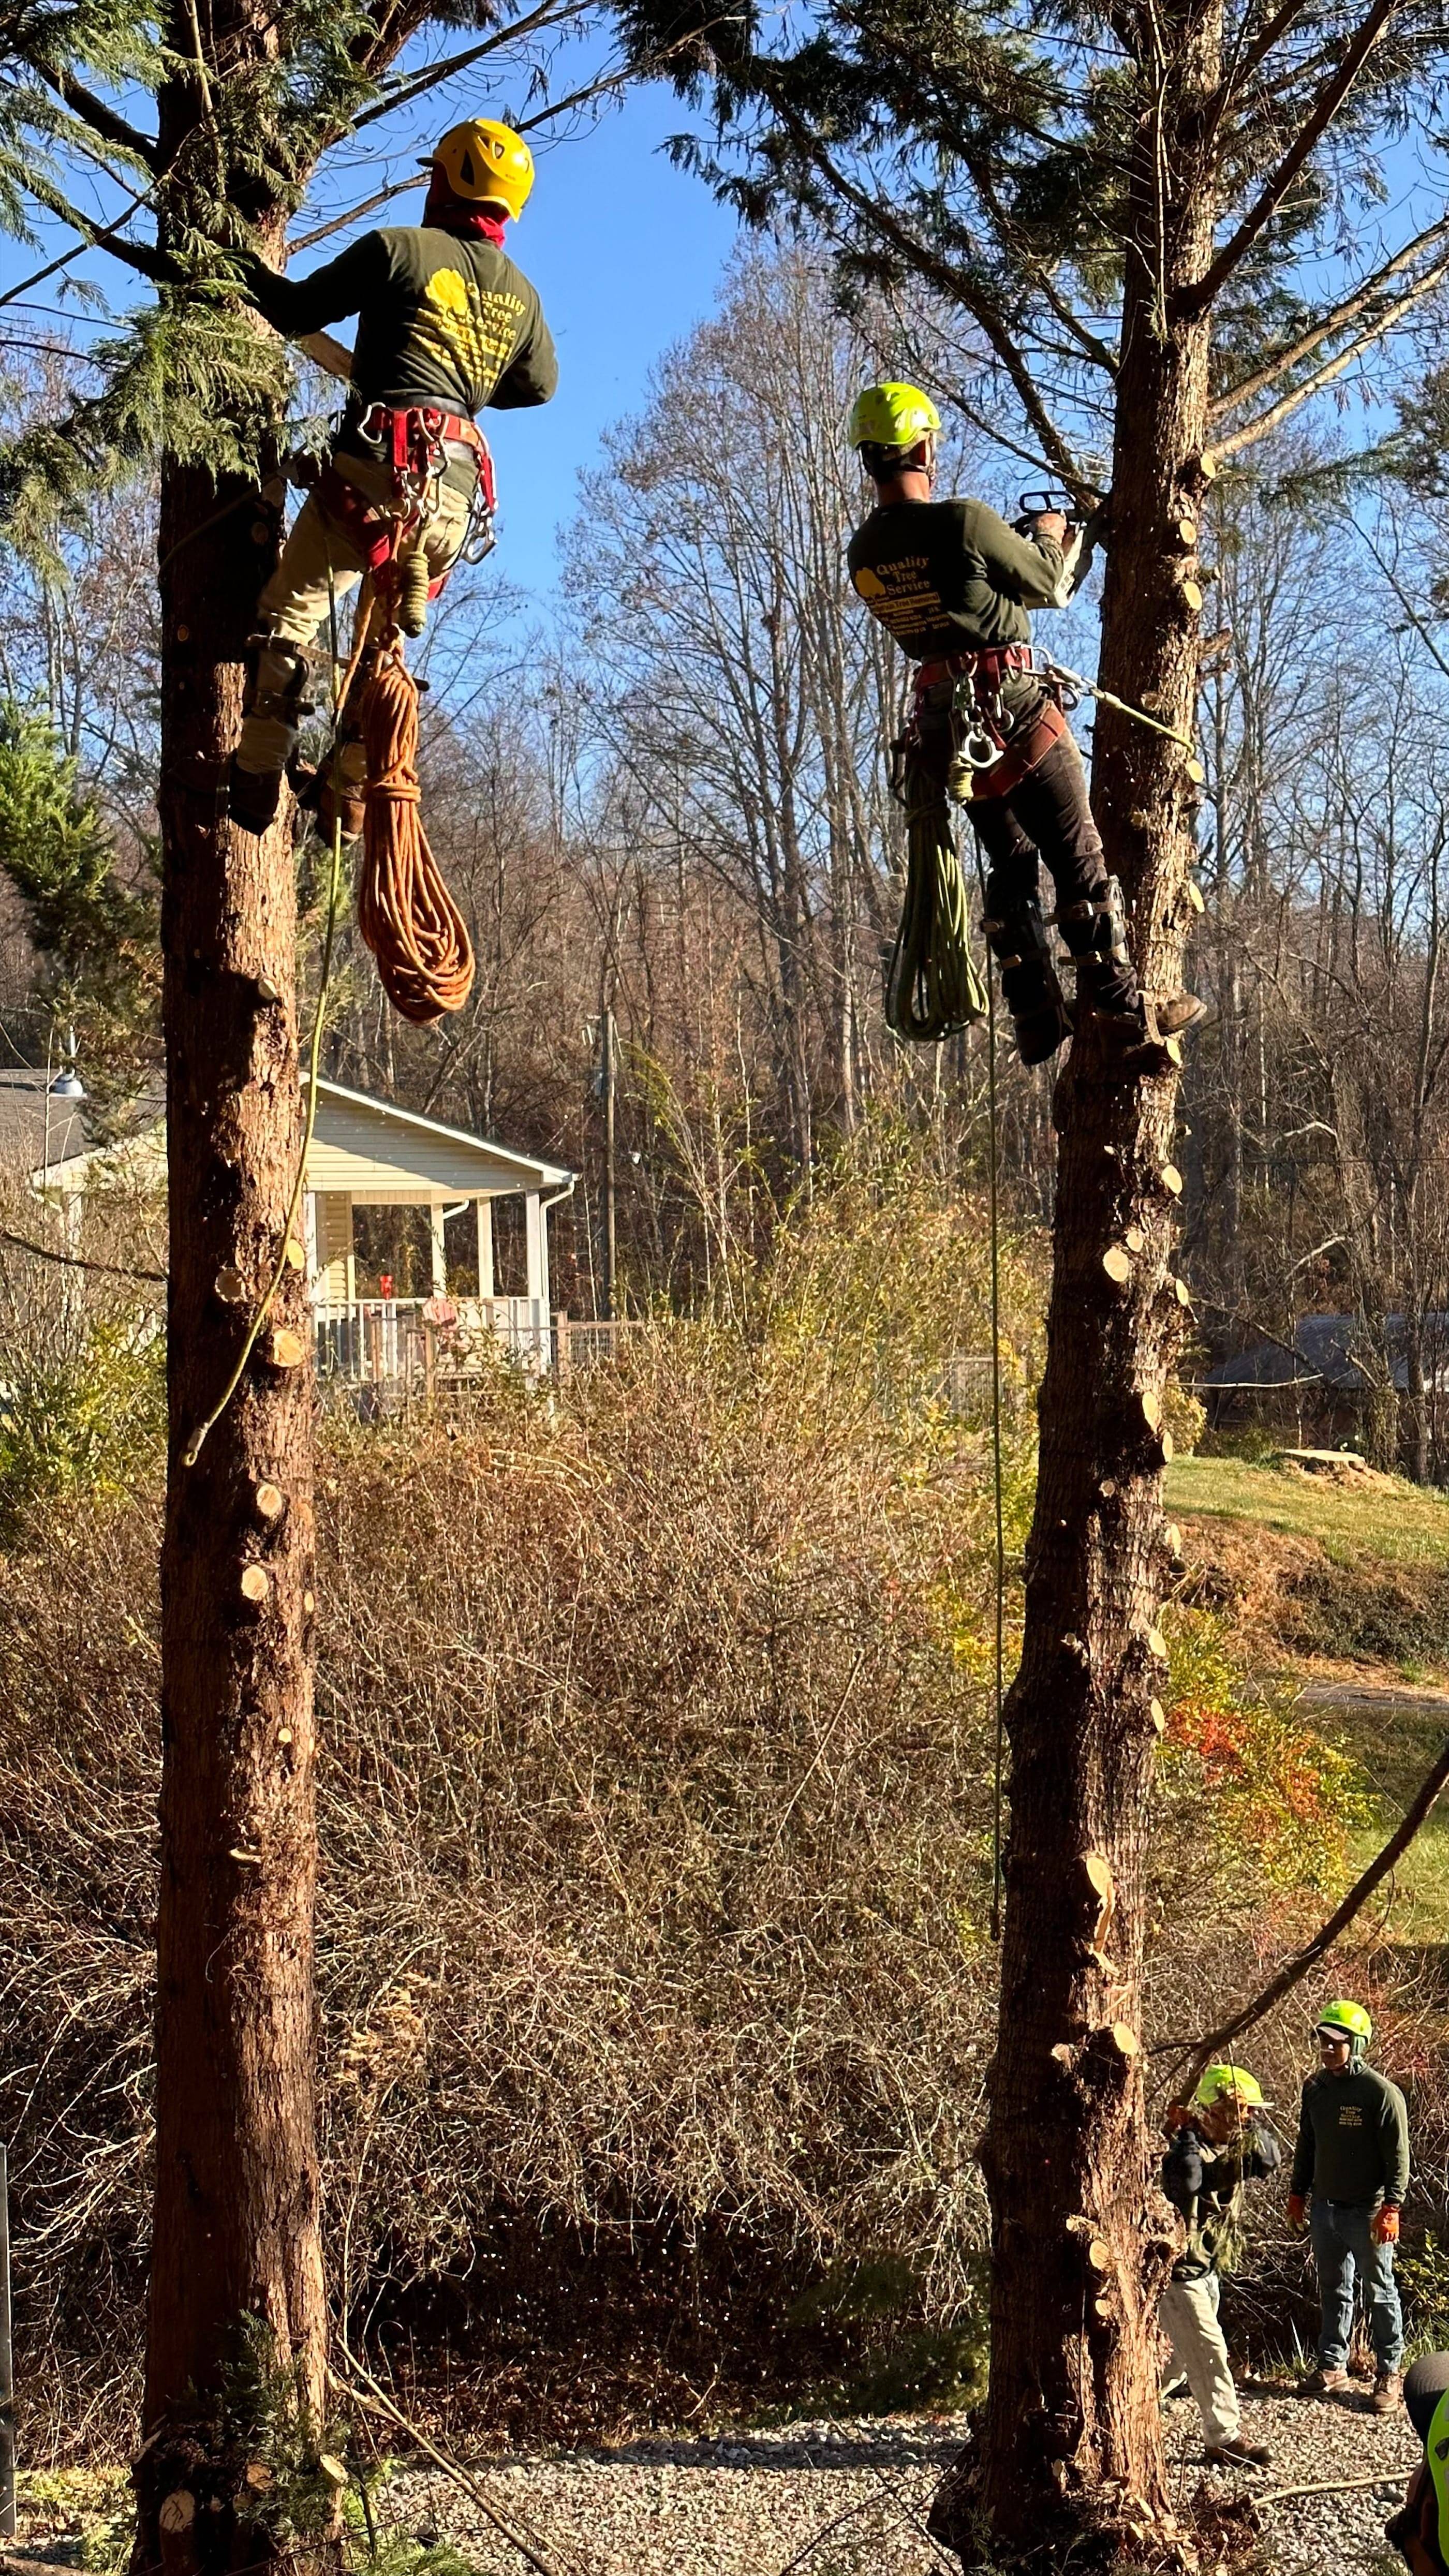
[386,2381,1420,2575]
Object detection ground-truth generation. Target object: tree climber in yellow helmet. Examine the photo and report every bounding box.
[228,117,557,836]
[1158,2065,1280,2467]
[1287,2000,1409,2413]
[846,383,1204,1064]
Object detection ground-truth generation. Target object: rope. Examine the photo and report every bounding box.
[884,759,989,1043]
[357,639,475,1024]
[182,555,353,1466]
[970,838,1009,1944]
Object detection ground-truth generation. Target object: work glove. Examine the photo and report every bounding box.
[1286,2193,1307,2232]
[1372,2204,1401,2245]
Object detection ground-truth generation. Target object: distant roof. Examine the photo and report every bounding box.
[1201,1312,1449,1394]
[10,1067,573,1205]
[0,1064,92,1174]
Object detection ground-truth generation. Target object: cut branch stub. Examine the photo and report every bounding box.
[1145,1625,1167,1660]
[1103,1245,1133,1286]
[1186,877,1205,913]
[1164,1522,1182,1556]
[240,1564,270,1606]
[214,1267,247,1306]
[264,1327,306,1371]
[1159,1164,1184,1198]
[253,1481,285,1522]
[1125,1224,1146,1254]
[1149,1698,1167,1735]
[283,1236,306,1272]
[1086,2236,1113,2274]
[1141,1391,1163,1433]
[1079,1850,1116,1955]
[1173,1277,1193,1307]
[157,2491,198,2576]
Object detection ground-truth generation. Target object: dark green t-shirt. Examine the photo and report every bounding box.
[846,497,1066,660]
[244,226,557,423]
[1290,2066,1410,2206]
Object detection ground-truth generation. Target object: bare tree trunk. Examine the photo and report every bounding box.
[934,5,1220,2560]
[138,47,326,2567]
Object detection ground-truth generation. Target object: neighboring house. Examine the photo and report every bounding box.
[1196,1311,1449,1461]
[5,1066,575,1382]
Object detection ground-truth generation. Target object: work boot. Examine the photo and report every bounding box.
[1205,2437,1272,2467]
[1372,2370,1403,2416]
[1011,997,1074,1066]
[1300,2366,1351,2398]
[227,756,282,835]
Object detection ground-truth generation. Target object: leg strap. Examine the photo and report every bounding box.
[1056,872,1130,965]
[243,635,317,728]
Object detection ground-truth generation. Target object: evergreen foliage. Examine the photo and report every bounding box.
[0,698,158,1083]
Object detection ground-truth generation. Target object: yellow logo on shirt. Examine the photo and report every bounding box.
[416,267,525,401]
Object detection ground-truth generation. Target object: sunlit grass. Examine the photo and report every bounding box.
[1165,1455,1449,1567]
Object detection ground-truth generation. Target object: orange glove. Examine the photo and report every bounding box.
[1372,2204,1401,2245]
[1286,2193,1307,2231]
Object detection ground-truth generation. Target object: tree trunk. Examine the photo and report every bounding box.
[139,45,326,2568]
[933,6,1221,2562]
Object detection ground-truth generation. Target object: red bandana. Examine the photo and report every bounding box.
[422,175,506,244]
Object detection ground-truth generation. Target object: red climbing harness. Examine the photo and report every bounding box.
[316,401,497,611]
[906,644,1067,801]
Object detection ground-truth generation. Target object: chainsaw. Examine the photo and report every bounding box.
[1011,487,1108,602]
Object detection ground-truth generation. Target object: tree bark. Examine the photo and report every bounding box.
[138,37,326,2567]
[932,5,1222,2562]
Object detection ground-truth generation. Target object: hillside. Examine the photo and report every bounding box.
[1167,1453,1449,1943]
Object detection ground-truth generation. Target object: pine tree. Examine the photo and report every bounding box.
[616,0,1449,2556]
[0,2,613,2557]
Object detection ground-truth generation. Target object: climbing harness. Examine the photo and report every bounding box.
[316,401,497,635]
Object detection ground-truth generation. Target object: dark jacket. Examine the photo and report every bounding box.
[846,496,1068,729]
[241,225,558,420]
[1162,2115,1282,2282]
[1291,2064,1410,2207]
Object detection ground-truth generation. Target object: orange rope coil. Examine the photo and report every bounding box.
[358,639,475,1024]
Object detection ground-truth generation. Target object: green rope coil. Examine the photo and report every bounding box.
[885,758,989,1044]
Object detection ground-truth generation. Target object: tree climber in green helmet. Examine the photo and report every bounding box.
[1385,2353,1449,2573]
[228,116,557,838]
[1158,2064,1280,2467]
[1287,2000,1409,2412]
[846,382,1205,1065]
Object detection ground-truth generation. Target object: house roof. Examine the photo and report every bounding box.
[14,1069,573,1205]
[1200,1312,1449,1394]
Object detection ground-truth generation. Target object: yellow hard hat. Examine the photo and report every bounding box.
[425,119,534,220]
[847,382,940,452]
[1193,2063,1267,2111]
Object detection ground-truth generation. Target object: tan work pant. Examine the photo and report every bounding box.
[235,451,471,780]
[1160,2271,1240,2447]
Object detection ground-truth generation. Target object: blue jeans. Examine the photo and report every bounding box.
[1311,2198,1403,2372]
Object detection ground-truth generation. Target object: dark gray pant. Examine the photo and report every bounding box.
[968,731,1137,1013]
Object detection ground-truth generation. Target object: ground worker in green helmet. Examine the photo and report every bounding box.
[228,117,557,837]
[1159,2065,1280,2467]
[1288,1999,1409,2411]
[1385,2353,1449,2572]
[846,383,1204,1064]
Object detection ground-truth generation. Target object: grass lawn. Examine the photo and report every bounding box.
[1165,1455,1449,1568]
[1166,1457,1449,1939]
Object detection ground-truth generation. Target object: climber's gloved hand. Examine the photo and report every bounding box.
[1286,2193,1307,2232]
[1371,2204,1401,2245]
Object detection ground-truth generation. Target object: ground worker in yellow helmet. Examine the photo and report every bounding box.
[1385,2353,1449,2572]
[228,117,557,835]
[847,384,1204,1064]
[1287,2000,1409,2412]
[1158,2065,1280,2467]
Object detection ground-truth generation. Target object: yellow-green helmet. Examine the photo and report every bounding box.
[848,382,941,454]
[1193,2063,1266,2111]
[1316,1998,1372,2052]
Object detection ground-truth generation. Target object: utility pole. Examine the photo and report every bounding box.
[601,1004,617,1324]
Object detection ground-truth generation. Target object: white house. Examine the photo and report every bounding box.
[7,1068,575,1381]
